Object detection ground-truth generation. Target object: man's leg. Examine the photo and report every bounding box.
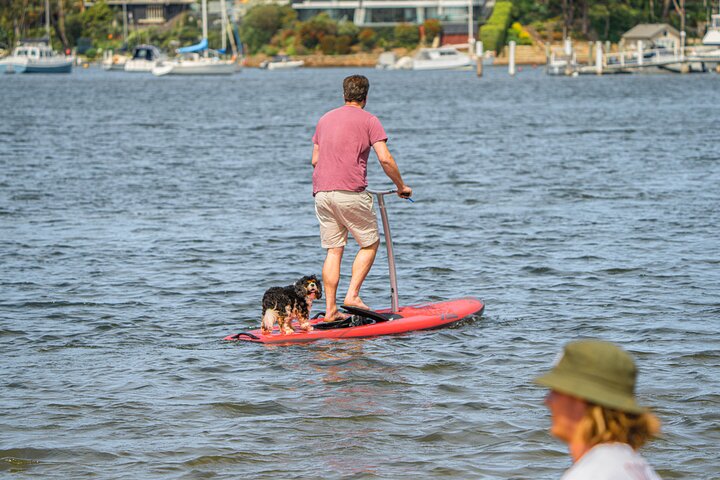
[323,246,346,321]
[343,239,379,309]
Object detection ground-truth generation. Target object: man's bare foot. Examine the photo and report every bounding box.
[343,296,370,310]
[323,309,350,322]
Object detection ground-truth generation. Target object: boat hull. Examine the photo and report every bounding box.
[412,60,474,71]
[124,59,157,73]
[267,60,304,70]
[152,60,237,76]
[6,59,72,73]
[224,297,484,344]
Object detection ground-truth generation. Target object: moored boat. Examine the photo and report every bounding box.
[259,55,304,70]
[3,42,72,73]
[152,50,238,76]
[703,14,720,46]
[3,0,72,74]
[102,49,129,71]
[412,46,474,70]
[124,44,164,73]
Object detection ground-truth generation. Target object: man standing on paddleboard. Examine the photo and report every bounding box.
[311,74,412,322]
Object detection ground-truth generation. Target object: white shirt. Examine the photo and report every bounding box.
[562,443,662,480]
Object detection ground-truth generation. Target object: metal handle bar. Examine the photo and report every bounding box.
[366,188,399,312]
[367,188,413,202]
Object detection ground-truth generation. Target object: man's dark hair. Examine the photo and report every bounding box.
[343,75,369,103]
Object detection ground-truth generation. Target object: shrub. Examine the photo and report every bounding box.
[337,20,359,39]
[335,35,352,54]
[393,23,419,49]
[423,18,442,44]
[296,13,337,50]
[358,28,377,51]
[319,34,337,54]
[262,45,279,56]
[479,1,512,52]
[479,25,502,52]
[506,22,533,45]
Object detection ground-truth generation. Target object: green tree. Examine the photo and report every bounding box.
[296,13,337,50]
[358,28,377,51]
[422,18,442,44]
[80,1,114,41]
[239,3,296,54]
[393,23,419,48]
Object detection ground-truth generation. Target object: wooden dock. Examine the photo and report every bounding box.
[547,42,720,76]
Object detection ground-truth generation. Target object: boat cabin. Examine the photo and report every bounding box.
[703,14,720,46]
[13,43,59,59]
[130,44,162,61]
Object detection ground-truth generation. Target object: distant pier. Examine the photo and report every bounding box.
[547,41,720,76]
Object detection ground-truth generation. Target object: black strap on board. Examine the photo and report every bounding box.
[340,305,403,322]
[227,332,260,341]
[312,305,403,330]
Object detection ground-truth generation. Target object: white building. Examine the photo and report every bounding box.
[288,0,486,42]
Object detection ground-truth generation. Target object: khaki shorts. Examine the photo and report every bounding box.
[315,191,379,249]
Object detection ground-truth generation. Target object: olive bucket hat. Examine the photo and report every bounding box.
[534,340,646,414]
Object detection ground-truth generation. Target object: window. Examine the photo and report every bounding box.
[367,8,417,24]
[297,8,354,22]
[437,7,469,22]
[146,5,163,20]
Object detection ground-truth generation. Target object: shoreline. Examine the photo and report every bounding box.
[244,52,383,68]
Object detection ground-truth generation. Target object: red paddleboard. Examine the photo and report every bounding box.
[224,297,484,344]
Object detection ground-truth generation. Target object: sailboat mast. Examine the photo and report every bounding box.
[123,3,128,43]
[45,0,51,41]
[202,0,208,57]
[220,0,227,51]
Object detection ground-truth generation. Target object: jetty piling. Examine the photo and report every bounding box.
[595,42,603,75]
[476,41,483,77]
[509,41,516,76]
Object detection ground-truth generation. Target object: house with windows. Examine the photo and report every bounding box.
[105,0,195,26]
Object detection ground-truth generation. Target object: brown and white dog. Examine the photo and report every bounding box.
[260,275,322,335]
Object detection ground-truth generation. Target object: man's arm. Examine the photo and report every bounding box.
[311,144,320,168]
[373,140,412,198]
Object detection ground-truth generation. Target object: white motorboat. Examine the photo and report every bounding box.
[3,42,72,73]
[124,45,164,72]
[703,14,720,46]
[259,55,304,70]
[696,13,720,69]
[411,47,474,70]
[375,51,397,70]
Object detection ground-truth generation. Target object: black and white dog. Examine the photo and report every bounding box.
[261,275,322,335]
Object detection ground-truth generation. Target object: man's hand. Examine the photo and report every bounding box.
[397,185,412,199]
[311,144,320,168]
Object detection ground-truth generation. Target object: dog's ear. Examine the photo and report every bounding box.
[294,279,307,298]
[315,276,322,299]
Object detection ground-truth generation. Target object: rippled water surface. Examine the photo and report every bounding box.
[1,66,719,479]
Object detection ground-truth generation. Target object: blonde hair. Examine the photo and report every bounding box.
[575,404,661,450]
